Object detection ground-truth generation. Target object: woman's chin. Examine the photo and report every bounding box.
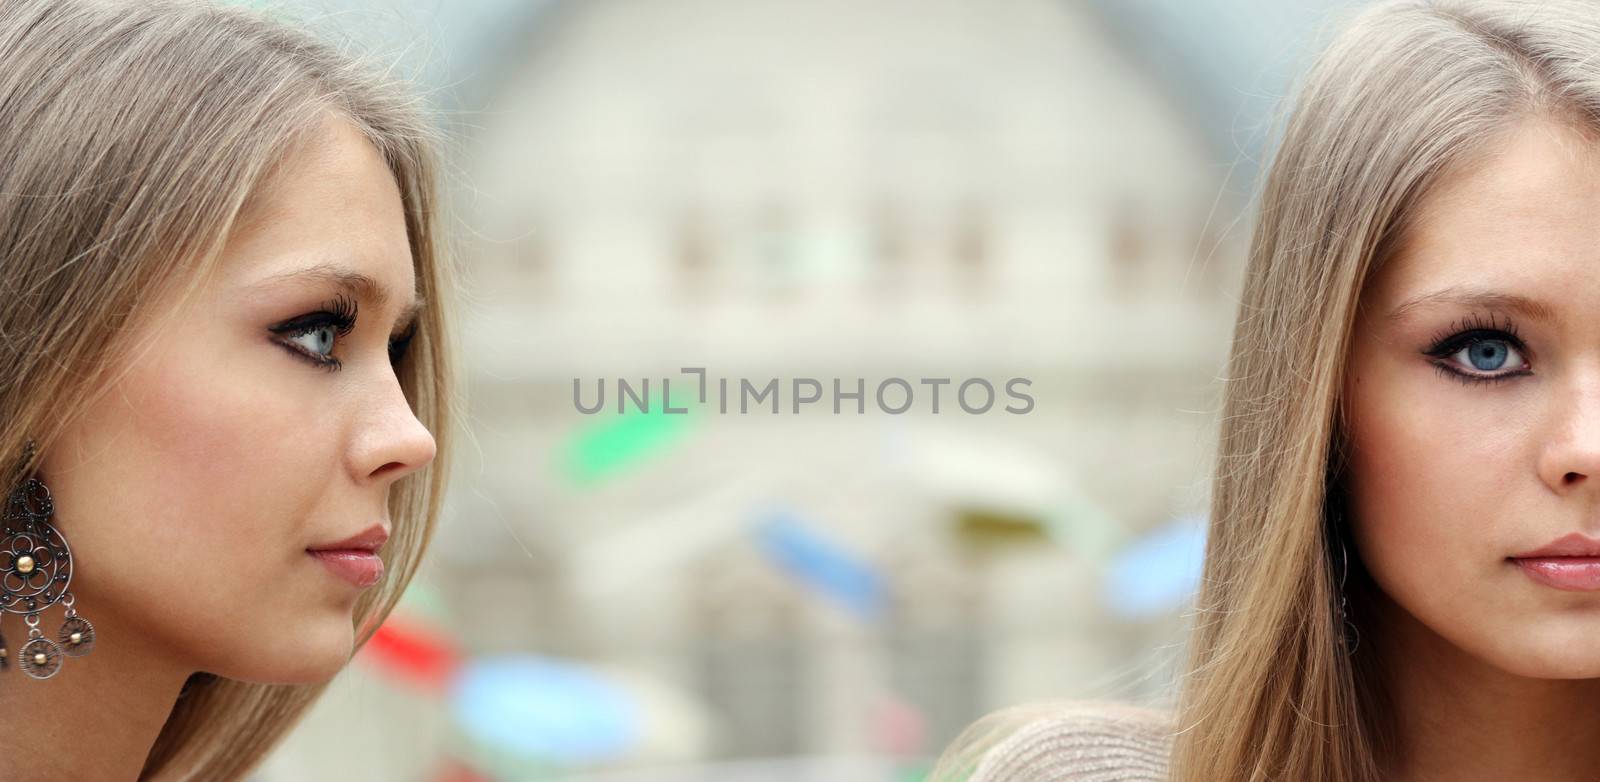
[1473,621,1600,680]
[210,620,357,685]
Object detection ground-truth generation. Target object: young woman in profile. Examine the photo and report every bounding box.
[0,0,458,778]
[933,0,1600,780]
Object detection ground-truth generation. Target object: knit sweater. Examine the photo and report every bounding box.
[965,701,1174,782]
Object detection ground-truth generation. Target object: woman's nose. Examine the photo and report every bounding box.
[1538,370,1600,495]
[351,373,437,486]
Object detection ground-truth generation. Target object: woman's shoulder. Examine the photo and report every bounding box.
[950,699,1174,782]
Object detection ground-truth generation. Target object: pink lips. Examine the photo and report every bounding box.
[306,524,389,589]
[1509,532,1600,592]
[307,550,385,588]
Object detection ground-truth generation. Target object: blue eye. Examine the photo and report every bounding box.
[271,293,357,372]
[1422,312,1531,387]
[285,323,343,364]
[1423,329,1530,386]
[1460,339,1512,371]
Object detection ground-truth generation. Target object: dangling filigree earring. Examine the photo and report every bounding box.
[1331,518,1360,656]
[0,439,95,679]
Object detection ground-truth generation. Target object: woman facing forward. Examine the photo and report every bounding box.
[0,0,458,779]
[936,0,1600,780]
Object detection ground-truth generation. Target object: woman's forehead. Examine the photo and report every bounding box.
[219,119,414,301]
[1369,118,1600,319]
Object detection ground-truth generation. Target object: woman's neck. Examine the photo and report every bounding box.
[0,607,192,779]
[1367,592,1600,781]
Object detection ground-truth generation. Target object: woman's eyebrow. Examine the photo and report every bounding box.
[1386,285,1558,326]
[252,261,426,324]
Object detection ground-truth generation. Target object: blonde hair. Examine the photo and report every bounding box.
[0,0,460,778]
[932,0,1600,779]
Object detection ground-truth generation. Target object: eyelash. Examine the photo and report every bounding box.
[270,293,418,372]
[1421,312,1531,387]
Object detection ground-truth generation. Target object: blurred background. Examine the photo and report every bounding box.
[234,1,1363,779]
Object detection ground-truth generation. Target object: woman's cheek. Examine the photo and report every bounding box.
[1345,359,1543,664]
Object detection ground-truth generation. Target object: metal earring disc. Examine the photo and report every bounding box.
[0,478,73,616]
[18,636,61,679]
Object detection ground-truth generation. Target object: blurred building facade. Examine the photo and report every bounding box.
[451,0,1243,764]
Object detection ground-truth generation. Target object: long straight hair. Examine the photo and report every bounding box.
[0,1,461,778]
[929,1,1600,780]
